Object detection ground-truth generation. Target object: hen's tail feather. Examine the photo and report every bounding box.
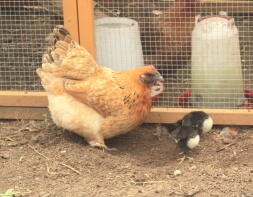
[43,25,76,65]
[40,25,99,80]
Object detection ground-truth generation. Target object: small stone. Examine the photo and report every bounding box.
[220,127,232,138]
[230,128,239,137]
[222,137,235,144]
[220,127,238,138]
[0,153,10,159]
[174,170,182,176]
[190,165,197,170]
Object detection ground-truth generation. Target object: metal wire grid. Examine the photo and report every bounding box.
[94,0,253,109]
[0,0,63,91]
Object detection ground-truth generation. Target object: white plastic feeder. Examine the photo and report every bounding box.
[191,13,244,108]
[95,17,144,71]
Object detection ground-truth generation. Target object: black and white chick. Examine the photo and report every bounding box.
[164,111,213,150]
[169,124,200,150]
[180,111,213,135]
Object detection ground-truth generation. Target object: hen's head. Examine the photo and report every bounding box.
[137,66,164,87]
[134,66,164,98]
[119,65,164,98]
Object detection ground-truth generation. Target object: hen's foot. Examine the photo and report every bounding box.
[89,141,117,152]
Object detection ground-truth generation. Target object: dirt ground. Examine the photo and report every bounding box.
[0,119,252,197]
[0,2,253,196]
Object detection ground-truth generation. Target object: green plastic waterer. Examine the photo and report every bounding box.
[191,13,244,108]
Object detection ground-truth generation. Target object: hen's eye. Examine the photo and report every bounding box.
[140,72,164,86]
[144,73,154,77]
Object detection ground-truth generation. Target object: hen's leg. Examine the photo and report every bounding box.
[86,132,117,151]
[88,140,117,152]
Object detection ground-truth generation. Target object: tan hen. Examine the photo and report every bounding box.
[37,26,164,150]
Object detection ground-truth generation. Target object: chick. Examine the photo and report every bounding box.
[165,111,213,150]
[165,124,200,163]
[169,125,200,150]
[180,111,213,135]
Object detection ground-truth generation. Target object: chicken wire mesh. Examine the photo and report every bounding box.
[0,0,63,91]
[94,0,253,109]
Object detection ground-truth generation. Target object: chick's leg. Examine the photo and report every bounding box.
[177,151,194,164]
[175,140,195,163]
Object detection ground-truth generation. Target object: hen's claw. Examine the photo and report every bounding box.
[103,147,118,152]
[89,141,117,152]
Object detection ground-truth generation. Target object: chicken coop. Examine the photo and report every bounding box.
[1,0,253,125]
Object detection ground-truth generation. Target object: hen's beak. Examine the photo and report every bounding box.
[155,73,164,82]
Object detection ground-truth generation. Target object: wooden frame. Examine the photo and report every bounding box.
[1,0,253,124]
[77,0,253,125]
[146,108,253,125]
[163,0,253,13]
[200,0,253,13]
[0,0,80,120]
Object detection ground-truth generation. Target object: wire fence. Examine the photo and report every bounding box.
[1,0,253,109]
[0,0,63,91]
[94,0,253,109]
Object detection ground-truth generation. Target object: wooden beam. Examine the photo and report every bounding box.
[201,1,253,13]
[0,107,48,120]
[200,0,249,2]
[63,0,79,43]
[162,0,250,2]
[145,108,253,125]
[0,91,48,107]
[160,0,253,13]
[0,92,252,124]
[77,0,96,57]
[2,106,253,124]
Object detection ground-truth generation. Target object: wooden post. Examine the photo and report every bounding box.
[63,0,79,42]
[77,0,96,57]
[0,0,80,120]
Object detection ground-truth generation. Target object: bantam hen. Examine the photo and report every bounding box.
[36,25,164,151]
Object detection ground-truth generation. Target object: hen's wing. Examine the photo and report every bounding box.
[62,75,128,117]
